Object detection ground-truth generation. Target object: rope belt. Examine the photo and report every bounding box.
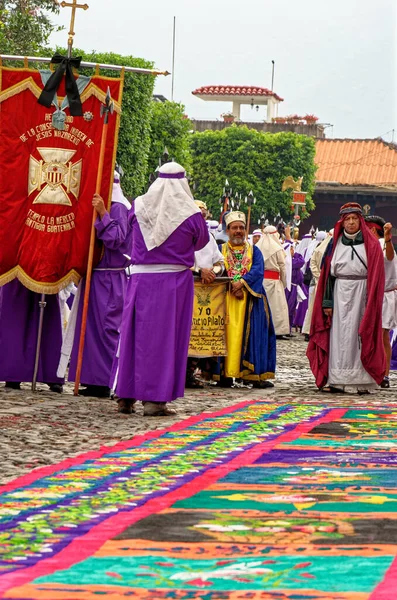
[129,264,189,274]
[93,267,126,272]
[335,275,367,280]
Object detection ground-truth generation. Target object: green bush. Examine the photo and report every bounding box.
[59,49,156,198]
[147,101,192,175]
[190,125,317,223]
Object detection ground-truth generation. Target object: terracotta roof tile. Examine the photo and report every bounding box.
[192,85,284,102]
[315,139,397,187]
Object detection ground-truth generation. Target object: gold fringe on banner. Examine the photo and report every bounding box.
[0,267,82,295]
[0,77,42,104]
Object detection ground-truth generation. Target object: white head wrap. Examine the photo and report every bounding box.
[252,229,263,237]
[207,219,219,231]
[256,225,283,259]
[112,170,131,210]
[295,233,312,258]
[305,231,327,264]
[134,162,199,250]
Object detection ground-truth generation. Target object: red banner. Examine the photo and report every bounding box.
[292,191,307,204]
[0,67,123,293]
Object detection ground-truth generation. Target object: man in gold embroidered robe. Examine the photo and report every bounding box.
[214,211,276,388]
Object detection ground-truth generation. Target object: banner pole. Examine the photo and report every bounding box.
[32,293,47,391]
[0,55,170,77]
[73,88,114,396]
[246,205,252,239]
[0,6,170,78]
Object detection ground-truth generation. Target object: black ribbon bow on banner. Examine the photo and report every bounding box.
[38,53,83,116]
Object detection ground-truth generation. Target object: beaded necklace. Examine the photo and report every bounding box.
[224,242,251,281]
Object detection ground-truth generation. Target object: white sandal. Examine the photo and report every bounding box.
[143,402,177,417]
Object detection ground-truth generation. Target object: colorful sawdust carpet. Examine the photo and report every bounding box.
[1,399,397,599]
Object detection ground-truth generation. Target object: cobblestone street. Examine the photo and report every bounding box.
[1,334,395,485]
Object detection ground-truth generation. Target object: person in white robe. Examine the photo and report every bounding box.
[193,201,224,282]
[304,231,327,270]
[256,225,290,337]
[283,226,294,297]
[58,283,77,338]
[365,215,397,388]
[302,231,329,338]
[295,233,313,261]
[323,207,382,393]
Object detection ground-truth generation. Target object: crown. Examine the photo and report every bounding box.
[225,211,246,227]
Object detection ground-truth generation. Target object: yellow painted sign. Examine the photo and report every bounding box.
[188,280,228,357]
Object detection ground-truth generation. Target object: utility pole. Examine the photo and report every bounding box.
[271,60,275,91]
[171,16,176,101]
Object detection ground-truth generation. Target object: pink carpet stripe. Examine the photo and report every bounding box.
[0,398,254,495]
[369,554,397,600]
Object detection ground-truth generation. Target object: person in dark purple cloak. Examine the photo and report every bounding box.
[58,171,132,398]
[0,281,64,392]
[284,241,305,332]
[390,330,397,370]
[113,162,209,416]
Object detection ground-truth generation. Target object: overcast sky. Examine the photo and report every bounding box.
[51,0,396,140]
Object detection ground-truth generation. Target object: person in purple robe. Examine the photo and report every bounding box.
[284,243,306,331]
[390,330,397,371]
[293,233,313,330]
[58,172,132,398]
[0,281,64,392]
[114,161,209,416]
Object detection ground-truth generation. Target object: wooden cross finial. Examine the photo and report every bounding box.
[60,0,89,57]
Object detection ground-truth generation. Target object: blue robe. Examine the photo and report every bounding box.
[241,245,277,380]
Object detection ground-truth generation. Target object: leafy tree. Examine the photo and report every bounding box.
[0,0,62,54]
[147,101,192,176]
[190,126,317,225]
